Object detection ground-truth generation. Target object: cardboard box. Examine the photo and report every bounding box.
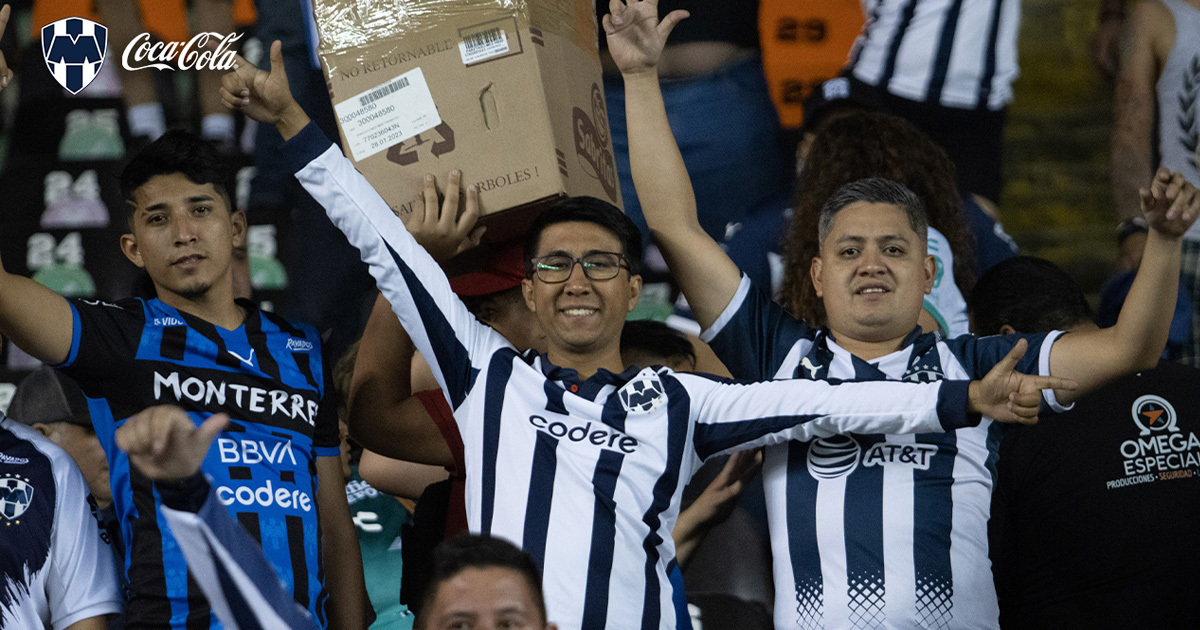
[312,0,621,241]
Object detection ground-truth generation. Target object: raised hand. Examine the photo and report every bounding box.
[219,39,298,126]
[0,5,13,91]
[969,339,1078,424]
[1140,167,1200,237]
[116,406,229,482]
[403,171,486,263]
[602,0,689,75]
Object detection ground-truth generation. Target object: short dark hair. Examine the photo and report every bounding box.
[620,320,696,369]
[120,130,233,227]
[817,178,929,245]
[523,196,643,276]
[416,535,546,628]
[968,256,1094,335]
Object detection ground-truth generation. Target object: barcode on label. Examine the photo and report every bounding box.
[464,28,504,54]
[359,77,410,107]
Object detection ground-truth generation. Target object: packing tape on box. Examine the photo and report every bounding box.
[313,0,598,76]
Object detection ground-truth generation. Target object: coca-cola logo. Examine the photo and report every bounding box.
[122,32,242,72]
[572,84,618,202]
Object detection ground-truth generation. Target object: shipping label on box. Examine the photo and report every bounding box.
[333,67,441,161]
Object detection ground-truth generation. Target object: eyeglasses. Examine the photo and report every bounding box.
[529,252,629,283]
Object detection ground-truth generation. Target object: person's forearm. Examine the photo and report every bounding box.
[1111,227,1181,365]
[276,101,311,141]
[622,71,742,328]
[624,72,698,237]
[348,295,414,446]
[317,459,369,630]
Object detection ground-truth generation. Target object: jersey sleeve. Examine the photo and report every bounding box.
[700,275,816,380]
[681,372,977,461]
[944,331,1071,412]
[158,474,322,630]
[47,456,121,630]
[55,298,142,397]
[283,122,510,410]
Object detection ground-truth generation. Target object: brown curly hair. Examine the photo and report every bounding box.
[779,112,977,326]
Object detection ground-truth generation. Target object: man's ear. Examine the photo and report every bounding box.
[810,257,825,297]
[231,210,248,247]
[923,254,937,295]
[30,422,53,439]
[120,232,145,268]
[999,324,1017,336]
[521,278,537,313]
[626,274,643,313]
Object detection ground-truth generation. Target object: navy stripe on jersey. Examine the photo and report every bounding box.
[386,240,476,408]
[639,375,691,630]
[580,450,625,630]
[287,515,310,610]
[480,352,516,535]
[543,379,568,415]
[878,0,920,87]
[913,432,956,629]
[694,414,822,461]
[925,0,967,104]
[128,468,177,627]
[978,0,1006,107]
[844,434,886,627]
[522,432,558,572]
[787,441,824,628]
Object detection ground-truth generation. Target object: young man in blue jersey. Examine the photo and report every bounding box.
[610,1,1200,627]
[119,403,560,630]
[221,40,1070,630]
[0,123,366,626]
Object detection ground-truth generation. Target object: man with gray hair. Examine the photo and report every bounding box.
[612,0,1200,625]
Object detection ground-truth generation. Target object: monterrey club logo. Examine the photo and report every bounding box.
[1132,394,1179,436]
[619,373,666,413]
[0,473,35,521]
[42,17,108,95]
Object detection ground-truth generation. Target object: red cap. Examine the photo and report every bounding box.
[449,240,527,297]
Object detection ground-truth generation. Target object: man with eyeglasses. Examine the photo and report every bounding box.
[220,40,1072,630]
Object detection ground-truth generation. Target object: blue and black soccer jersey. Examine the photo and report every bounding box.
[56,296,341,630]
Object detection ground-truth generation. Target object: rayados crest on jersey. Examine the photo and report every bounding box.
[0,473,35,521]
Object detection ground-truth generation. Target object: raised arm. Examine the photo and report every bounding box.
[349,294,455,466]
[604,0,743,328]
[0,6,75,364]
[688,340,1076,460]
[222,41,509,409]
[1110,1,1167,267]
[1050,168,1198,402]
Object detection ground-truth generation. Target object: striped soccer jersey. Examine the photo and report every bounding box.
[849,0,1021,109]
[57,296,341,629]
[702,277,1067,630]
[284,122,981,630]
[0,417,122,629]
